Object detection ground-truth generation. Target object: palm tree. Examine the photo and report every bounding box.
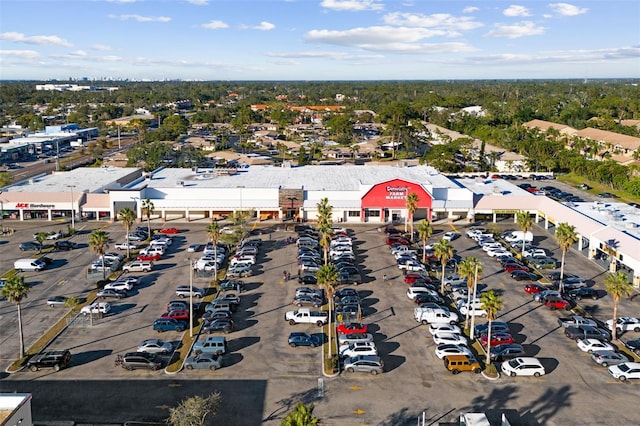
[118,207,136,259]
[515,210,533,258]
[555,223,579,292]
[316,264,339,358]
[1,275,30,359]
[405,192,419,238]
[141,198,155,237]
[416,220,433,263]
[316,198,333,265]
[34,231,48,253]
[433,239,454,294]
[480,290,504,367]
[281,402,320,426]
[207,221,221,282]
[457,257,482,330]
[604,271,633,341]
[318,224,332,266]
[88,230,110,279]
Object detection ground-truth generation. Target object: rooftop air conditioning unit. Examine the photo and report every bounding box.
[625,222,638,229]
[177,181,184,186]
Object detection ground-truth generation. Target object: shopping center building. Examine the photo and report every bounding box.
[1,164,638,285]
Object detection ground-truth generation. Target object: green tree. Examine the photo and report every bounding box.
[603,271,633,341]
[433,239,454,294]
[34,231,48,253]
[480,290,504,367]
[554,223,579,292]
[1,275,30,359]
[405,192,419,239]
[207,221,221,282]
[141,198,155,237]
[316,197,333,265]
[0,171,13,187]
[316,264,338,357]
[88,230,110,279]
[118,207,136,259]
[515,210,533,258]
[416,220,433,263]
[457,256,482,329]
[281,402,320,426]
[166,392,221,426]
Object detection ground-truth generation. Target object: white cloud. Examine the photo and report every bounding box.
[549,3,588,16]
[92,44,112,51]
[108,14,171,23]
[383,12,483,32]
[265,50,384,63]
[202,20,229,29]
[242,21,276,31]
[484,21,545,38]
[0,32,72,47]
[187,0,209,5]
[68,50,88,57]
[503,5,531,17]
[464,46,640,65]
[0,49,40,59]
[463,6,479,14]
[306,26,474,53]
[320,0,384,12]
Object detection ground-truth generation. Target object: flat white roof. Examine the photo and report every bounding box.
[569,201,640,240]
[139,165,458,191]
[5,167,141,194]
[454,177,533,196]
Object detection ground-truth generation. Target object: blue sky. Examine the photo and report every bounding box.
[0,0,638,80]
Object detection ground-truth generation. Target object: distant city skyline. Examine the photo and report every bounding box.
[1,0,638,81]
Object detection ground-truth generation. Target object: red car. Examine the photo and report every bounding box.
[336,323,368,335]
[480,332,514,347]
[387,237,409,246]
[404,273,431,284]
[504,263,530,273]
[137,253,161,262]
[160,227,180,235]
[161,310,190,321]
[524,283,544,294]
[545,298,571,310]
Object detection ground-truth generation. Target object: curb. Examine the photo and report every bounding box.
[481,370,501,381]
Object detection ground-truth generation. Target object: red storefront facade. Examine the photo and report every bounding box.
[360,179,433,222]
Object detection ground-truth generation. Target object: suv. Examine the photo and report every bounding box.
[123,261,154,273]
[119,352,162,371]
[54,241,77,251]
[27,350,71,372]
[443,355,482,374]
[175,286,205,298]
[153,318,187,333]
[343,355,384,375]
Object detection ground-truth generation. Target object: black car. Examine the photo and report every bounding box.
[567,287,599,301]
[548,271,577,282]
[489,344,526,361]
[19,241,41,251]
[565,325,610,342]
[54,240,77,251]
[26,350,71,372]
[298,275,318,285]
[202,310,232,322]
[97,289,127,299]
[202,319,234,334]
[625,338,640,355]
[414,293,444,305]
[334,288,358,300]
[511,271,538,281]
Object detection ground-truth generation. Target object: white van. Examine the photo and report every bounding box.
[15,258,46,272]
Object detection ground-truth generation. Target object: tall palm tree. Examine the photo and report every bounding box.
[457,257,482,330]
[318,224,332,266]
[433,239,454,294]
[118,207,136,259]
[515,210,533,258]
[34,231,48,253]
[281,402,320,426]
[416,220,433,263]
[555,223,578,292]
[141,198,155,237]
[88,230,110,279]
[1,275,30,359]
[207,221,221,282]
[316,198,334,265]
[480,290,504,367]
[316,264,339,357]
[604,271,633,341]
[405,192,419,238]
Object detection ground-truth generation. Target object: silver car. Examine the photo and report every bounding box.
[137,339,173,355]
[591,350,628,367]
[343,355,384,375]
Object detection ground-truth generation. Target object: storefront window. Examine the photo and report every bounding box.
[347,211,359,217]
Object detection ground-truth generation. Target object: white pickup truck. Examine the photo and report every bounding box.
[414,307,459,325]
[285,308,329,327]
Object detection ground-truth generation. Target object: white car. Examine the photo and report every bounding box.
[482,242,504,251]
[407,287,437,300]
[398,261,427,273]
[339,342,378,358]
[187,243,202,253]
[115,276,140,286]
[104,281,133,292]
[577,338,615,353]
[486,248,510,258]
[501,357,546,377]
[115,241,139,250]
[428,323,462,335]
[458,304,488,317]
[606,317,640,332]
[608,362,640,381]
[338,333,374,347]
[442,232,459,241]
[433,332,468,346]
[140,246,164,256]
[137,339,173,354]
[434,344,473,359]
[81,302,111,315]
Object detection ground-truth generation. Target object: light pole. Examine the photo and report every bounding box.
[66,185,76,229]
[0,191,4,232]
[189,258,194,337]
[237,185,245,232]
[117,125,121,150]
[470,264,479,340]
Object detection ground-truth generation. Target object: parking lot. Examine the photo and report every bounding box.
[1,218,640,425]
